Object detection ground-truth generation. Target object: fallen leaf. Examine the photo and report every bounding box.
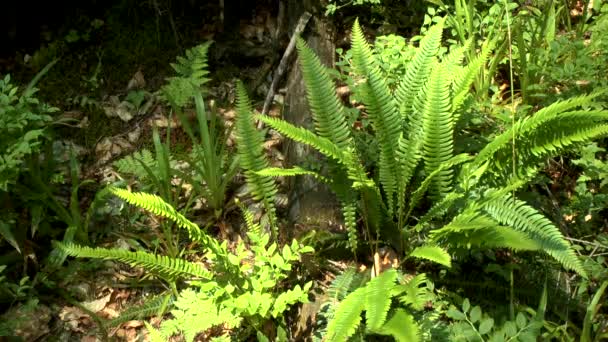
[82,293,112,313]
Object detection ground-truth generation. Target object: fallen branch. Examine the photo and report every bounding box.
[258,11,312,129]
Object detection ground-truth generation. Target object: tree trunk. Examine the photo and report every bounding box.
[283,0,342,234]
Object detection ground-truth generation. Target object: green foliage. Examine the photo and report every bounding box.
[0,72,57,191]
[234,81,279,234]
[322,269,435,341]
[241,17,591,277]
[447,297,545,342]
[325,0,381,16]
[161,42,212,108]
[56,188,313,341]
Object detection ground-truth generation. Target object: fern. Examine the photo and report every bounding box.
[324,269,425,342]
[482,194,586,276]
[297,38,354,150]
[162,42,212,108]
[351,19,402,216]
[108,294,173,327]
[109,187,204,242]
[54,242,212,281]
[409,245,452,268]
[234,82,278,234]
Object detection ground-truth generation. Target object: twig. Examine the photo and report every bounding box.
[257,11,312,129]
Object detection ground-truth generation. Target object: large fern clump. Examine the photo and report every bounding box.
[232,16,608,278]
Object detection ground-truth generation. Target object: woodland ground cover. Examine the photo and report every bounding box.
[1,0,607,341]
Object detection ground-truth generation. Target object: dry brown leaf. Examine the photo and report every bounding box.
[82,293,112,313]
[127,70,146,90]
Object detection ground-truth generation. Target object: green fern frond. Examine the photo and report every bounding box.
[483,195,586,277]
[351,19,402,216]
[377,309,419,342]
[395,18,445,120]
[407,154,473,220]
[237,200,262,236]
[297,38,354,150]
[398,273,433,311]
[163,42,212,107]
[451,41,493,117]
[109,187,203,242]
[55,242,212,281]
[256,115,345,163]
[234,82,278,233]
[145,322,167,342]
[172,42,212,81]
[326,285,366,342]
[474,93,608,181]
[409,245,451,268]
[108,294,173,327]
[114,149,158,180]
[342,201,359,254]
[420,61,454,198]
[412,192,464,232]
[365,269,398,331]
[255,166,328,183]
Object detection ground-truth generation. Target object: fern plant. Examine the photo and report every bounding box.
[320,267,440,342]
[233,17,608,278]
[161,42,212,108]
[54,187,313,341]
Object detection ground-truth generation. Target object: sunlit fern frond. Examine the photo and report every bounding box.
[351,19,402,216]
[110,187,204,242]
[395,18,445,120]
[234,81,278,233]
[54,242,212,281]
[483,194,586,277]
[409,245,451,268]
[297,38,354,150]
[420,61,454,199]
[473,92,608,184]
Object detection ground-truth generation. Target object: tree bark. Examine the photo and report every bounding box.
[283,0,342,234]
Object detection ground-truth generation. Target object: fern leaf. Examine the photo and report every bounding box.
[144,322,167,342]
[365,269,398,331]
[377,309,420,342]
[234,82,278,233]
[342,201,359,254]
[421,61,454,199]
[110,187,203,242]
[108,294,173,327]
[255,166,328,183]
[398,273,433,311]
[351,19,402,216]
[55,242,212,281]
[326,286,366,342]
[395,18,445,120]
[297,38,354,149]
[483,195,586,277]
[410,245,451,268]
[256,115,345,161]
[451,41,493,118]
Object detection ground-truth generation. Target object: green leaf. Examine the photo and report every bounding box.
[478,318,494,335]
[462,298,470,313]
[447,308,466,320]
[409,245,451,267]
[378,309,419,342]
[470,306,482,323]
[515,312,527,329]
